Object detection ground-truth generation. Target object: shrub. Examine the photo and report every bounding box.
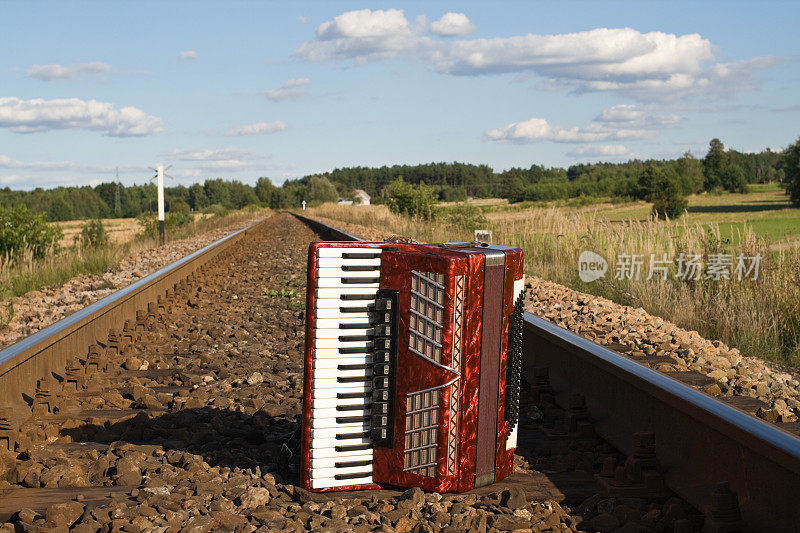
[440,204,487,231]
[783,137,800,206]
[75,219,109,249]
[440,186,467,202]
[170,200,191,214]
[203,204,229,217]
[0,204,62,260]
[386,178,437,219]
[136,211,192,240]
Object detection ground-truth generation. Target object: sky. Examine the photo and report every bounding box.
[0,1,798,189]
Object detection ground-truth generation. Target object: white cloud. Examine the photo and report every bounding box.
[26,62,111,81]
[297,13,777,99]
[295,9,432,63]
[0,97,163,136]
[225,121,288,136]
[429,13,475,36]
[167,147,256,171]
[177,50,197,62]
[0,154,77,171]
[566,144,632,158]
[485,104,679,143]
[297,16,309,24]
[264,78,311,101]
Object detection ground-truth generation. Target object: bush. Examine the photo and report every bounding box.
[203,204,229,217]
[75,219,109,249]
[0,204,62,260]
[386,178,437,219]
[440,187,467,202]
[170,200,191,214]
[136,211,192,240]
[783,137,800,206]
[440,204,487,231]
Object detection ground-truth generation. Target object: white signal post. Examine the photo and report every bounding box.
[156,164,166,245]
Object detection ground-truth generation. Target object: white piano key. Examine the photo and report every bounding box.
[310,455,373,469]
[312,337,374,351]
[311,417,370,429]
[311,385,370,398]
[309,476,373,489]
[315,308,372,319]
[309,434,371,449]
[315,287,379,299]
[318,257,381,268]
[309,446,372,459]
[314,317,374,329]
[312,367,372,381]
[316,277,380,289]
[317,247,383,258]
[312,406,370,419]
[311,396,369,409]
[310,426,370,440]
[312,355,370,368]
[309,464,374,479]
[314,327,372,339]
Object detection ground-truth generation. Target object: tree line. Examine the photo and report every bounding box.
[2,136,799,222]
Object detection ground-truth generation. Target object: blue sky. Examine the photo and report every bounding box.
[1,1,798,189]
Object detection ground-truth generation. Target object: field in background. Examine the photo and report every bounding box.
[307,187,800,367]
[0,208,269,312]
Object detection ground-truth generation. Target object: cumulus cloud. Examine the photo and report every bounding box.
[26,62,112,81]
[297,16,309,23]
[485,104,679,143]
[295,9,432,63]
[264,78,310,101]
[224,121,287,136]
[297,12,777,99]
[177,50,197,62]
[566,144,632,158]
[0,97,163,136]
[167,147,256,170]
[429,13,475,36]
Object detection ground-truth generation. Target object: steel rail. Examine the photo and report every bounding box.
[296,212,800,532]
[0,220,264,415]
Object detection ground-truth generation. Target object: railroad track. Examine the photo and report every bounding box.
[0,212,796,531]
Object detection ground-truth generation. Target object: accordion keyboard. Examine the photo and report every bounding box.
[309,247,383,489]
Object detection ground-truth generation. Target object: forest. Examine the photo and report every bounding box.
[1,137,797,222]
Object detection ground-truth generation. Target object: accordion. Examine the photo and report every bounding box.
[301,241,525,493]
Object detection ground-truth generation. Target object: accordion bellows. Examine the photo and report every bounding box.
[301,241,524,493]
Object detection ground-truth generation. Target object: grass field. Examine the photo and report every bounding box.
[308,185,800,367]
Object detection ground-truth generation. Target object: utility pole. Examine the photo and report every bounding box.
[157,164,165,245]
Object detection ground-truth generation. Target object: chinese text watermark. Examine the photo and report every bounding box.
[578,252,761,282]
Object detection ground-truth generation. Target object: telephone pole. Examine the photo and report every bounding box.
[157,164,165,245]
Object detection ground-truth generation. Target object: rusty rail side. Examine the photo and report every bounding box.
[0,220,265,412]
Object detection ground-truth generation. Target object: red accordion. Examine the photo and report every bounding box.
[301,241,524,492]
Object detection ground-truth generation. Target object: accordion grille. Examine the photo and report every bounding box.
[404,389,439,476]
[409,271,445,363]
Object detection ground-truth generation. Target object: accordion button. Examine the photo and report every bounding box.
[374,402,389,414]
[374,325,390,336]
[375,339,390,350]
[375,364,390,375]
[372,415,388,427]
[375,299,392,311]
[373,351,389,363]
[371,428,387,440]
[373,390,389,402]
[373,377,389,389]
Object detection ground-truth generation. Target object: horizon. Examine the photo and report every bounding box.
[1,1,798,190]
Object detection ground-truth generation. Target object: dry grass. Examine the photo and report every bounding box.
[0,207,270,304]
[308,202,800,366]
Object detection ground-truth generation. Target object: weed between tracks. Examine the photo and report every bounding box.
[306,203,800,367]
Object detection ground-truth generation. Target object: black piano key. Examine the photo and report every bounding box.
[339,323,372,329]
[340,294,376,300]
[335,459,372,468]
[338,347,370,354]
[339,335,370,342]
[337,376,371,383]
[335,431,369,440]
[335,444,371,452]
[334,471,373,480]
[341,277,379,284]
[336,403,370,411]
[342,265,380,272]
[339,306,370,313]
[338,364,370,370]
[336,416,370,423]
[337,392,370,399]
[342,253,381,259]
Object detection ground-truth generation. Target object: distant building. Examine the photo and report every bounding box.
[354,189,370,205]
